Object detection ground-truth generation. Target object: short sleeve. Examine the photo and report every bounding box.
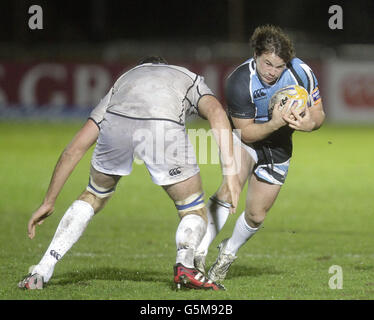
[88,87,113,127]
[187,75,215,116]
[289,58,322,105]
[225,64,255,119]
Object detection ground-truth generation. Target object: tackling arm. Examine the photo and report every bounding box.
[28,119,99,239]
[197,95,241,213]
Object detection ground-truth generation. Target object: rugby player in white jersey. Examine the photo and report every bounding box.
[18,56,241,291]
[194,25,326,283]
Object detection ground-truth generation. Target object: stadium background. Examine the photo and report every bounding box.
[1,0,373,122]
[1,0,373,301]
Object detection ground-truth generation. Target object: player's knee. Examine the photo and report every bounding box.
[78,190,111,213]
[87,175,116,199]
[245,209,266,228]
[175,192,207,224]
[179,207,207,225]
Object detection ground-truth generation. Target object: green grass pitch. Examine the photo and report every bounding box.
[0,120,373,300]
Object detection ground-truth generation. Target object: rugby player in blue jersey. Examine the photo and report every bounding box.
[194,25,326,283]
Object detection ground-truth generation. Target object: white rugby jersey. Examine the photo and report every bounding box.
[89,63,214,126]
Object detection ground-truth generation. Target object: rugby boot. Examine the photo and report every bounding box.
[18,273,44,290]
[208,238,237,282]
[174,263,225,291]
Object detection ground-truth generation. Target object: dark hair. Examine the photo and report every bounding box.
[137,56,168,65]
[250,25,295,63]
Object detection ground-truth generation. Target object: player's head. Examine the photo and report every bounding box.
[250,25,295,85]
[137,56,168,65]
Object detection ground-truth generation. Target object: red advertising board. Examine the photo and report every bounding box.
[326,59,374,123]
[0,59,323,117]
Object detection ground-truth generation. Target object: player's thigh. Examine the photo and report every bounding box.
[89,165,121,190]
[162,173,203,202]
[80,165,121,212]
[245,174,281,217]
[235,143,255,187]
[162,173,207,221]
[216,143,255,202]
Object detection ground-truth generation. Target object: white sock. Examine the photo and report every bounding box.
[31,200,94,282]
[196,197,230,256]
[224,212,259,256]
[175,214,207,268]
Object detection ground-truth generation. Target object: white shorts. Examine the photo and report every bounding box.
[91,112,200,186]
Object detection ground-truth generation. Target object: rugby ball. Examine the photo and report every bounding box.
[268,84,312,118]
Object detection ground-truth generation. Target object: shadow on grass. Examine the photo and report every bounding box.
[53,267,169,287]
[224,264,283,280]
[51,264,282,289]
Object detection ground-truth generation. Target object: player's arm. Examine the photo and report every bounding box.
[198,95,241,213]
[28,119,99,239]
[28,87,112,239]
[231,100,292,144]
[285,63,325,132]
[43,119,99,207]
[225,63,292,144]
[286,100,325,132]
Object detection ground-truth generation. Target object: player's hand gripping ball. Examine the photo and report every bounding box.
[268,85,312,119]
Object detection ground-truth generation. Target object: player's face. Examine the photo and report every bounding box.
[255,52,286,85]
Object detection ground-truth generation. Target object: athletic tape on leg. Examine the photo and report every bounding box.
[175,193,205,214]
[86,177,116,199]
[210,195,232,209]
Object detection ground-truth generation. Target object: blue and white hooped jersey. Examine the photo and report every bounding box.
[225,57,322,177]
[226,57,321,123]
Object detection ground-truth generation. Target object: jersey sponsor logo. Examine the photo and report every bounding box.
[253,88,266,100]
[50,250,62,261]
[169,167,182,176]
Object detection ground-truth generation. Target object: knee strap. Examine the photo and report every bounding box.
[86,177,116,199]
[175,193,207,223]
[175,192,205,213]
